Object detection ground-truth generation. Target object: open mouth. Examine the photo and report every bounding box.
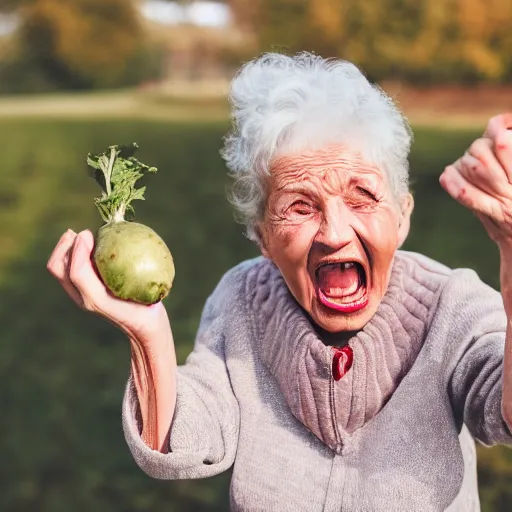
[314,261,369,313]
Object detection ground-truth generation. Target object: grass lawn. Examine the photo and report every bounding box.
[0,99,511,511]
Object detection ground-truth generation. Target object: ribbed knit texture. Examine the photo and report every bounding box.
[122,250,512,511]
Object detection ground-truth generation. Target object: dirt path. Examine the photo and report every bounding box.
[0,91,229,122]
[0,84,509,128]
[382,83,512,129]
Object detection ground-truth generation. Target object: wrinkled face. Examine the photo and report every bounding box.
[259,145,411,334]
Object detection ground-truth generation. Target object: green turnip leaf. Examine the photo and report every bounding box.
[86,143,157,223]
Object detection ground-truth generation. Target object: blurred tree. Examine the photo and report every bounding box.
[455,0,512,81]
[227,0,512,84]
[5,0,146,90]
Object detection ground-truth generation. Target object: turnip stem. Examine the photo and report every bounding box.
[113,208,125,223]
[105,146,117,197]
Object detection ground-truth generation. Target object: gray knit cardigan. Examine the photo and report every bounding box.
[122,250,512,511]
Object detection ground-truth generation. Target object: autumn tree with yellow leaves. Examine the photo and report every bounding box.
[1,0,511,90]
[228,0,512,83]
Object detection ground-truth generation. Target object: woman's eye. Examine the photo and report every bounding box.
[289,201,315,215]
[356,187,378,202]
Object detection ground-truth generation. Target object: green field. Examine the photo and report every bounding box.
[1,115,511,511]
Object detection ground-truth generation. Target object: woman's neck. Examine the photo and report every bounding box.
[312,323,360,347]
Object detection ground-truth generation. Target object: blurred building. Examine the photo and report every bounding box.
[140,0,250,87]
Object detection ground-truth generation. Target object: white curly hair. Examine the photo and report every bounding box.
[220,52,413,243]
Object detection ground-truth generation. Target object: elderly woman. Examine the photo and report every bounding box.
[47,52,512,511]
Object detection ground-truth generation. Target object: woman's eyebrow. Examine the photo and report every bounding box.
[274,181,317,194]
[349,173,382,189]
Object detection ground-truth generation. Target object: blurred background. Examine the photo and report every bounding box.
[0,0,511,511]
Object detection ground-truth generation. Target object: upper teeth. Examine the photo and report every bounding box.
[316,261,357,273]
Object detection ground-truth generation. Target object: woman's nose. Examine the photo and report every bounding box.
[315,201,355,251]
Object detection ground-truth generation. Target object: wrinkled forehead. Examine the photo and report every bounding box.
[269,145,387,188]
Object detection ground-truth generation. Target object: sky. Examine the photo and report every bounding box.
[141,0,232,28]
[0,13,17,37]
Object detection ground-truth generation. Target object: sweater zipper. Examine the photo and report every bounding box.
[330,345,354,454]
[329,375,343,454]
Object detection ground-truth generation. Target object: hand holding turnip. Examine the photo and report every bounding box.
[48,142,175,340]
[46,228,171,342]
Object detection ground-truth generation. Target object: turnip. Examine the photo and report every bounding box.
[87,143,175,305]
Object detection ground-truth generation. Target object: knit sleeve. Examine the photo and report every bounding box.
[121,270,242,480]
[443,269,512,446]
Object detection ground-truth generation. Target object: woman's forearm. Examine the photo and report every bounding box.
[129,327,177,453]
[499,247,512,429]
[502,321,512,429]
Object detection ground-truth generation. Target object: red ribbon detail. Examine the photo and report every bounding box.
[332,345,354,381]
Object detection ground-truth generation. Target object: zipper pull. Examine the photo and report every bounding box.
[332,345,353,381]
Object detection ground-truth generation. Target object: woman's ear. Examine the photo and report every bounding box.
[398,193,414,248]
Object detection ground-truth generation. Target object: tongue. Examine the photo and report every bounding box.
[317,264,360,297]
